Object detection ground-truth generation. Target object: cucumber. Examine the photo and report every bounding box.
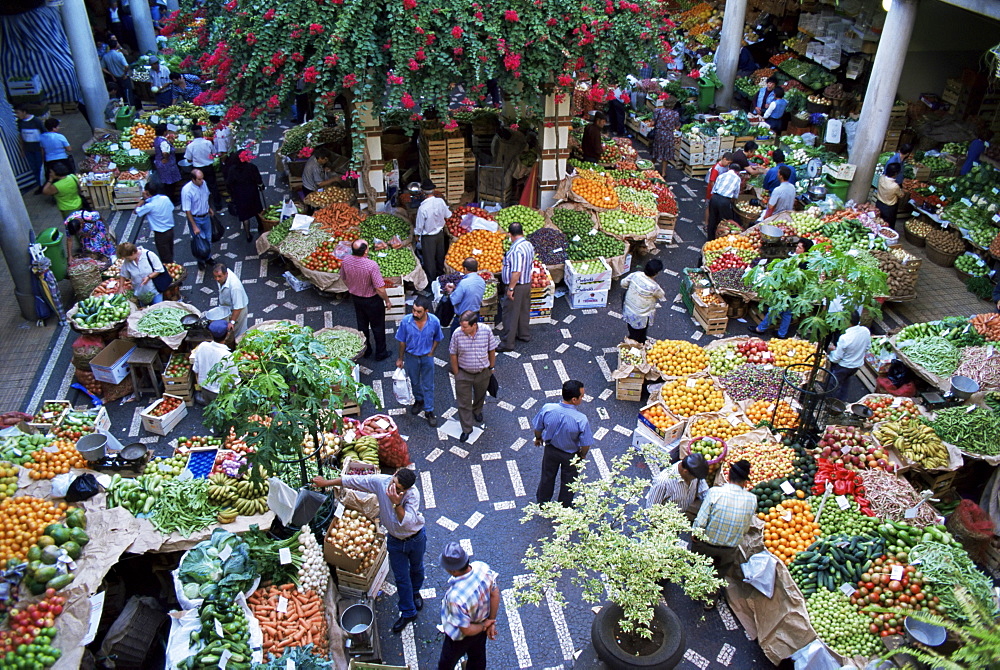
[46,573,74,591]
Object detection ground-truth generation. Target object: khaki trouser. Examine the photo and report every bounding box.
[455,368,492,433]
[504,282,532,347]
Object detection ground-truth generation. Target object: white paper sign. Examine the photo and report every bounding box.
[334,502,345,519]
[214,618,225,637]
[836,495,850,510]
[890,565,904,581]
[904,507,919,520]
[128,149,142,156]
[150,115,160,124]
[79,591,106,646]
[286,659,295,670]
[277,595,289,614]
[780,481,795,495]
[135,127,146,136]
[782,510,793,522]
[840,583,857,596]
[218,649,232,669]
[218,544,233,562]
[726,414,741,426]
[279,547,292,565]
[686,378,697,388]
[110,143,120,151]
[167,123,179,131]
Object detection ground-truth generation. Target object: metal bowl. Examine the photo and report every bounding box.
[849,403,874,419]
[120,443,149,462]
[759,224,784,243]
[904,617,946,647]
[949,375,979,400]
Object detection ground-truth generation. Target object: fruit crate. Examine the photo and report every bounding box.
[140,394,188,436]
[693,305,728,336]
[83,183,113,210]
[162,352,192,384]
[656,214,677,243]
[615,373,644,402]
[693,293,728,320]
[637,401,685,442]
[7,75,41,96]
[336,543,390,598]
[27,400,72,433]
[565,258,612,292]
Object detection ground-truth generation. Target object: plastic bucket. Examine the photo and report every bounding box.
[38,228,67,281]
[76,433,108,461]
[822,174,850,201]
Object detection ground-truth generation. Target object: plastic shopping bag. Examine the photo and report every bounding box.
[741,550,778,598]
[392,367,414,406]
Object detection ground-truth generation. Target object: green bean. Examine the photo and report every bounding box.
[928,406,1000,455]
[897,336,960,378]
[136,307,189,336]
[150,479,220,536]
[909,542,999,622]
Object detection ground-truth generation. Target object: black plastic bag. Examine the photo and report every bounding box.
[66,473,100,502]
[191,234,211,260]
[435,296,455,329]
[487,371,499,398]
[887,360,911,387]
[211,214,225,243]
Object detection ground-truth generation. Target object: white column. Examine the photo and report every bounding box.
[847,0,919,203]
[165,0,179,11]
[61,0,109,132]
[0,137,40,320]
[129,0,159,55]
[713,0,748,110]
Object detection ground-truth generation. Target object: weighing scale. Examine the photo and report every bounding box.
[920,375,979,411]
[87,442,151,477]
[757,224,797,260]
[340,599,382,662]
[804,157,826,201]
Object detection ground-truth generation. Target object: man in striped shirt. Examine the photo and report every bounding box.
[498,222,534,352]
[692,459,757,609]
[340,240,393,361]
[643,453,710,520]
[436,541,500,670]
[449,311,498,443]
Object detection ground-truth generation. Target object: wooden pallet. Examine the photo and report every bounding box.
[683,165,711,179]
[84,183,113,209]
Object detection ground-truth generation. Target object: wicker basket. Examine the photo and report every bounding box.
[903,228,926,247]
[925,243,959,267]
[67,259,105,302]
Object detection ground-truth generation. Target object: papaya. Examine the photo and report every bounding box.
[44,524,70,545]
[33,565,57,583]
[45,574,74,591]
[69,527,89,547]
[25,579,46,596]
[40,546,62,565]
[26,545,41,563]
[66,508,86,529]
[61,541,81,561]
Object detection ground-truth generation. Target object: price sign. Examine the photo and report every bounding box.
[928,185,936,192]
[966,404,977,413]
[286,659,296,670]
[135,127,146,136]
[472,248,482,255]
[840,583,857,596]
[110,143,119,152]
[121,141,131,149]
[782,510,793,522]
[994,214,1000,223]
[166,123,179,131]
[218,649,232,669]
[376,252,387,257]
[215,618,225,637]
[836,495,850,510]
[686,378,697,388]
[150,115,160,124]
[218,545,233,562]
[279,547,293,565]
[571,235,581,242]
[988,345,995,357]
[277,596,289,614]
[128,149,142,156]
[890,565,904,581]
[334,502,345,519]
[587,228,598,236]
[961,197,972,207]
[551,248,563,254]
[726,350,735,359]
[108,162,117,170]
[780,481,795,495]
[726,414,741,426]
[42,445,59,454]
[178,134,188,142]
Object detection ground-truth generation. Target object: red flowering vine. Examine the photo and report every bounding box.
[401,92,415,109]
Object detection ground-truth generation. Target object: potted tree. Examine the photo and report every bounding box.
[517,446,725,669]
[204,322,377,483]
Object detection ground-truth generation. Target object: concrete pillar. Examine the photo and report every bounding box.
[62,0,109,131]
[714,0,748,110]
[165,0,179,11]
[539,92,572,209]
[0,137,41,321]
[129,0,159,55]
[848,0,919,203]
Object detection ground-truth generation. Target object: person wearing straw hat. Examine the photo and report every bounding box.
[644,452,710,521]
[436,541,500,670]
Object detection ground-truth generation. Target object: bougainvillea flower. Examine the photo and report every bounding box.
[303,66,319,83]
[263,8,275,20]
[504,10,519,21]
[451,25,463,39]
[401,92,416,109]
[309,23,324,35]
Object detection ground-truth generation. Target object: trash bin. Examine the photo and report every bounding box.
[115,105,136,131]
[822,174,850,202]
[697,75,720,112]
[38,227,67,281]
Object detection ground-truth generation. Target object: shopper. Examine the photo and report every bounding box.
[224,152,265,242]
[147,56,172,108]
[705,152,733,200]
[582,111,607,164]
[449,310,499,443]
[135,183,177,263]
[301,147,342,196]
[532,380,593,508]
[707,167,741,240]
[436,542,500,670]
[191,321,233,405]
[153,124,183,204]
[311,469,426,634]
[169,72,203,104]
[644,453,710,521]
[445,258,486,330]
[100,40,133,107]
[212,263,249,338]
[765,166,796,217]
[498,222,534,352]
[753,76,778,115]
[691,459,758,610]
[761,87,787,135]
[182,168,215,270]
[415,179,451,285]
[340,240,393,361]
[184,127,221,210]
[396,296,444,427]
[755,238,813,337]
[14,104,44,191]
[875,162,904,230]
[761,149,797,193]
[884,143,913,186]
[651,101,681,168]
[63,211,115,262]
[40,118,72,175]
[960,134,990,176]
[620,259,666,344]
[212,118,233,162]
[827,312,871,401]
[116,241,166,306]
[607,87,627,137]
[41,165,82,220]
[730,141,766,176]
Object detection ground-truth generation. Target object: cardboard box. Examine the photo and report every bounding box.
[565,258,612,292]
[566,289,609,309]
[325,528,386,574]
[60,406,111,435]
[336,544,390,599]
[631,421,667,448]
[90,339,137,385]
[140,394,188,436]
[637,402,685,442]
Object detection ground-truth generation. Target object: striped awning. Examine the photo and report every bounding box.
[0,6,80,105]
[0,94,32,189]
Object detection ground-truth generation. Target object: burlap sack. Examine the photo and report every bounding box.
[558,174,619,211]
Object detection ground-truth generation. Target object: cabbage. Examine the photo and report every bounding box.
[182,583,200,600]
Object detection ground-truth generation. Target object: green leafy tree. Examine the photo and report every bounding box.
[516,445,724,638]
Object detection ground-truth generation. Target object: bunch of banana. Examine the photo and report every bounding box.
[875,421,950,469]
[216,507,239,524]
[207,473,237,505]
[340,435,379,465]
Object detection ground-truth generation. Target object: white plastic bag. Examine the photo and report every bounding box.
[392,366,414,406]
[790,639,841,670]
[741,550,778,598]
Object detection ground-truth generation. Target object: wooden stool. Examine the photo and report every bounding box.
[129,347,162,398]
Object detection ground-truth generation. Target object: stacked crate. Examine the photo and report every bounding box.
[882,102,907,153]
[446,135,466,203]
[692,293,728,336]
[112,180,145,211]
[529,266,555,323]
[383,277,406,322]
[679,134,712,179]
[420,135,448,190]
[981,92,1000,135]
[84,183,113,210]
[564,258,612,309]
[420,131,467,201]
[615,342,645,402]
[162,353,194,406]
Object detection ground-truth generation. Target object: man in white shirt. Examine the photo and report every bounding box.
[184,127,221,210]
[147,56,172,108]
[414,180,451,286]
[135,182,177,263]
[765,166,796,218]
[100,41,133,106]
[210,116,232,159]
[190,321,234,405]
[182,169,215,269]
[212,263,249,338]
[827,312,871,401]
[644,453,710,521]
[707,169,741,240]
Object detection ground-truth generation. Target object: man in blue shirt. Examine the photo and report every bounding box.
[753,76,778,115]
[761,149,797,193]
[135,182,177,263]
[396,296,444,427]
[884,143,913,186]
[532,380,593,507]
[445,258,486,330]
[960,136,989,176]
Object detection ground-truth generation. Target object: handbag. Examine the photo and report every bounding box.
[148,252,173,292]
[211,214,225,243]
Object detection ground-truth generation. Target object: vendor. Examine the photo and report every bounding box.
[730,141,767,176]
[64,210,116,262]
[168,72,203,104]
[414,179,451,284]
[764,166,796,218]
[960,134,990,176]
[826,312,871,401]
[301,147,342,196]
[754,238,812,337]
[884,143,913,186]
[761,88,787,135]
[190,321,234,405]
[582,111,607,164]
[706,152,733,200]
[761,149,797,193]
[116,241,166,306]
[643,453,710,521]
[707,166,741,240]
[875,162,905,230]
[211,263,249,338]
[147,56,173,108]
[753,76,778,115]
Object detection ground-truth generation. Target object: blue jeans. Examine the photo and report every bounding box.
[404,352,436,413]
[387,528,426,618]
[757,308,792,337]
[829,363,859,401]
[25,149,43,186]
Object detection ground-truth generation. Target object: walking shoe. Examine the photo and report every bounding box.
[410,403,423,415]
[426,412,437,427]
[375,352,392,361]
[414,594,424,611]
[458,431,470,443]
[497,345,514,353]
[391,615,417,634]
[473,412,483,423]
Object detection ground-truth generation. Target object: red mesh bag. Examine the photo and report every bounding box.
[946,499,995,562]
[359,414,411,468]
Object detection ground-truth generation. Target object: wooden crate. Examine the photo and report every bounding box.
[693,305,727,336]
[335,542,389,598]
[683,164,710,179]
[84,183,113,210]
[615,373,644,402]
[912,469,957,495]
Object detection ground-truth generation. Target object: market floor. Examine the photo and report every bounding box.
[14,125,985,669]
